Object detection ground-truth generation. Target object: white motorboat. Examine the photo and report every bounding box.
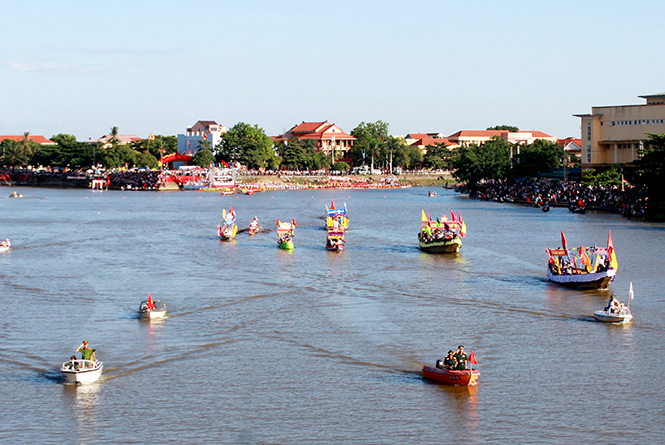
[593,309,633,323]
[60,359,103,384]
[594,282,635,323]
[0,239,10,252]
[139,299,167,319]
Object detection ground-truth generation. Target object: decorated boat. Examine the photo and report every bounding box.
[217,208,238,240]
[0,238,10,252]
[61,358,104,384]
[139,293,167,319]
[418,210,466,253]
[594,283,634,323]
[326,200,349,232]
[326,231,345,251]
[546,230,617,289]
[248,217,261,236]
[277,219,296,250]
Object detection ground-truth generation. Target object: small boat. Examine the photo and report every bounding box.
[139,293,167,319]
[0,238,10,252]
[239,188,255,195]
[326,231,345,251]
[594,283,634,323]
[248,217,261,236]
[418,210,466,254]
[428,191,437,197]
[546,230,617,289]
[422,366,480,386]
[8,191,22,198]
[277,218,296,250]
[218,208,238,240]
[326,200,349,232]
[60,359,103,384]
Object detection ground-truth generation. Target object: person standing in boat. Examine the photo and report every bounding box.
[444,350,456,370]
[454,345,468,370]
[76,340,96,365]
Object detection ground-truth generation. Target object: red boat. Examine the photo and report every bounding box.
[422,366,480,386]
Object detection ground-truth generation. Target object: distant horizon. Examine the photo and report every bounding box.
[3,1,663,144]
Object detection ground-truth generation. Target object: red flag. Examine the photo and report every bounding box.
[203,133,208,140]
[561,230,567,251]
[330,200,335,209]
[451,210,457,222]
[292,218,297,228]
[607,230,613,251]
[458,212,463,223]
[468,351,477,365]
[147,293,155,311]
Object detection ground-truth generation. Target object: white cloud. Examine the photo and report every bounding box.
[8,60,106,74]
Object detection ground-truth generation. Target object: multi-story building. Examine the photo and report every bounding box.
[447,130,557,147]
[574,93,665,168]
[177,120,227,154]
[273,121,355,158]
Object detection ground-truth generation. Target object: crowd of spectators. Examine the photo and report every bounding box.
[108,170,162,190]
[464,179,648,216]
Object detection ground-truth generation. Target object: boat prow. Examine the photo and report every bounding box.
[422,366,480,386]
[139,300,167,319]
[60,360,103,384]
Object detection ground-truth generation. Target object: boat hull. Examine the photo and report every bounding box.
[0,246,9,252]
[422,366,480,386]
[593,310,633,323]
[547,268,616,289]
[61,361,103,384]
[418,237,462,253]
[279,241,294,250]
[326,243,344,252]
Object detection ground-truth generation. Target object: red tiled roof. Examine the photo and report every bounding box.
[410,136,452,147]
[448,130,505,138]
[0,135,56,144]
[521,130,553,138]
[291,121,329,134]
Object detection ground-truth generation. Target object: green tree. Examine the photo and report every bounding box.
[581,165,622,187]
[422,142,451,170]
[217,122,276,169]
[330,161,350,172]
[136,150,159,169]
[280,139,308,170]
[627,133,665,205]
[190,148,215,168]
[109,126,119,145]
[450,136,511,184]
[349,121,389,169]
[511,139,563,178]
[100,144,137,168]
[487,125,519,132]
[0,139,28,170]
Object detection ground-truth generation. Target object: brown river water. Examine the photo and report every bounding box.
[0,186,663,444]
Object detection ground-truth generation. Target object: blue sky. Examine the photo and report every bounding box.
[2,0,664,141]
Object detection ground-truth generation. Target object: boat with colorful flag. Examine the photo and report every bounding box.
[594,283,634,323]
[277,219,296,250]
[546,230,618,289]
[326,231,345,251]
[0,238,10,252]
[326,200,349,232]
[139,293,167,319]
[422,350,479,386]
[218,208,238,240]
[418,210,467,253]
[248,217,261,236]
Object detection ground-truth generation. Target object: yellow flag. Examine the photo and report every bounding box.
[421,210,427,222]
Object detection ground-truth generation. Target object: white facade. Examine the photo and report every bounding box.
[177,121,226,155]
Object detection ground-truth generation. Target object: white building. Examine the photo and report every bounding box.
[177,120,227,155]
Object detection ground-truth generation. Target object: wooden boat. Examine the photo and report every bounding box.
[248,218,261,236]
[422,366,480,386]
[326,200,349,232]
[139,294,167,319]
[61,359,103,384]
[218,208,238,240]
[277,218,296,250]
[0,239,10,252]
[594,283,634,323]
[546,230,617,289]
[418,210,466,254]
[326,231,345,251]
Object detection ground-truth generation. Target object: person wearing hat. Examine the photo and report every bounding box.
[443,350,456,370]
[76,341,96,365]
[454,345,468,370]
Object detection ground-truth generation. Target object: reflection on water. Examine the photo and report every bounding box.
[62,383,101,443]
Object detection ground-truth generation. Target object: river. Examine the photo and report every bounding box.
[0,186,663,443]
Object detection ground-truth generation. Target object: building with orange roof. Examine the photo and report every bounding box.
[447,130,557,147]
[405,133,457,152]
[91,134,142,148]
[177,120,227,155]
[574,93,665,167]
[273,121,355,157]
[0,135,56,145]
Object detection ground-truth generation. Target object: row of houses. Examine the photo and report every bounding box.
[4,92,664,170]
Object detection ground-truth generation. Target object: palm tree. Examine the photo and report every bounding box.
[110,126,119,145]
[19,131,39,159]
[0,141,29,171]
